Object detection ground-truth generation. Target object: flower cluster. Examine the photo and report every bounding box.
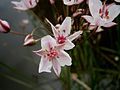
[1,0,120,76]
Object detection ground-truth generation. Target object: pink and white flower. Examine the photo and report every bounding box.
[63,0,84,6]
[46,17,82,50]
[33,35,72,76]
[11,0,39,10]
[0,19,10,33]
[82,0,120,32]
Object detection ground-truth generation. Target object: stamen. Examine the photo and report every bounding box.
[57,35,66,44]
[46,48,58,60]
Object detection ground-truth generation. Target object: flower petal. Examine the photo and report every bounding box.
[52,59,61,76]
[67,31,82,41]
[59,17,71,37]
[96,26,103,32]
[33,49,46,56]
[107,4,120,22]
[103,22,117,27]
[63,0,83,6]
[82,15,94,24]
[11,1,29,10]
[63,0,74,6]
[45,18,58,37]
[64,39,75,50]
[38,56,52,73]
[41,35,56,50]
[89,0,102,18]
[11,0,38,10]
[57,50,72,66]
[89,25,97,30]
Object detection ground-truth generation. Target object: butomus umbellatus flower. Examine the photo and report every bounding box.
[33,35,72,76]
[82,0,120,32]
[46,17,82,50]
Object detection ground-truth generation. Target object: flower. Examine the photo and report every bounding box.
[23,34,40,46]
[33,35,72,76]
[11,0,39,10]
[115,0,120,2]
[82,0,120,32]
[0,19,10,33]
[46,17,82,50]
[63,0,84,6]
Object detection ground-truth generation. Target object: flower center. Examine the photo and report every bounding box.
[57,35,66,44]
[47,48,58,60]
[99,5,109,20]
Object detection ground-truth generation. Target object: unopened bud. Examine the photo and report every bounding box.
[23,34,39,46]
[0,19,10,33]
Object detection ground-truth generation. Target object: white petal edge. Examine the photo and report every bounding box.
[57,50,72,66]
[52,59,61,77]
[103,22,117,27]
[33,49,46,56]
[45,18,58,37]
[41,35,56,50]
[59,17,71,37]
[38,56,52,73]
[82,15,94,24]
[64,39,75,50]
[89,0,102,18]
[67,31,83,41]
[107,4,120,22]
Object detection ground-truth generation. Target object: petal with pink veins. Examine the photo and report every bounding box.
[67,31,82,41]
[64,39,75,50]
[82,15,94,24]
[52,59,61,76]
[59,17,71,37]
[33,49,46,56]
[89,0,102,18]
[41,35,56,50]
[45,18,59,37]
[38,56,52,73]
[103,22,117,27]
[57,50,72,66]
[107,4,120,22]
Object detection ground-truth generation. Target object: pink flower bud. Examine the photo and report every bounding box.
[0,19,10,33]
[23,34,39,46]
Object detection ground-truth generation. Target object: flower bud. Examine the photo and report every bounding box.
[0,19,10,33]
[23,34,39,46]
